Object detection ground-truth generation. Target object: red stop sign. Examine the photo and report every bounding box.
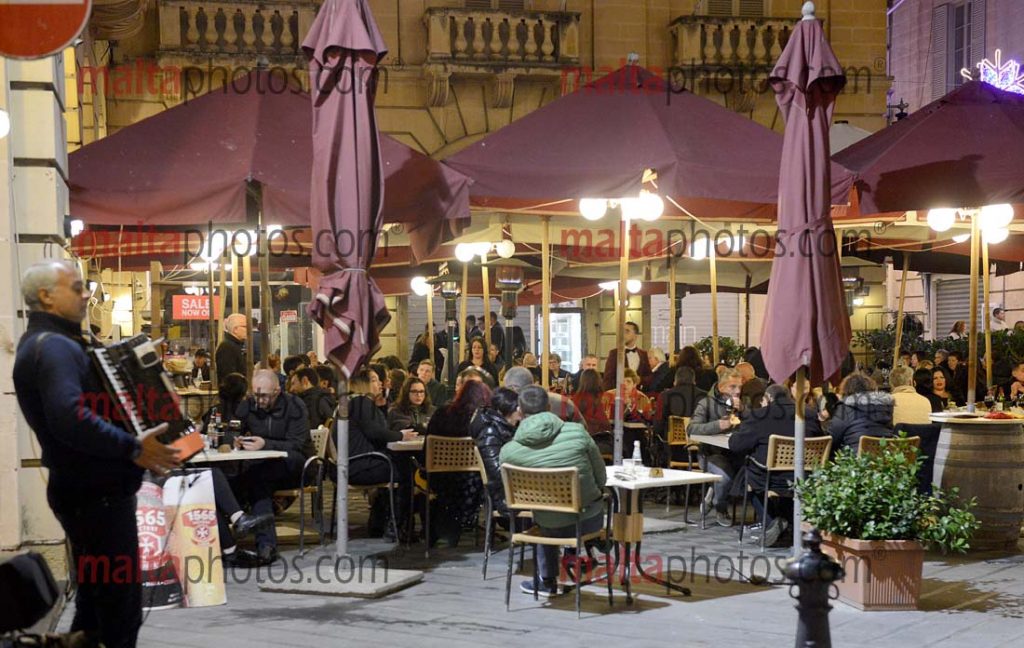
[0,0,91,59]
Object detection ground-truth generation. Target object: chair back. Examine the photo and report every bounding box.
[311,426,330,460]
[500,464,580,515]
[667,416,691,446]
[765,435,832,471]
[425,436,487,484]
[858,435,920,462]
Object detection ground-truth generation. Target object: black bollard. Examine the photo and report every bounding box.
[784,528,845,648]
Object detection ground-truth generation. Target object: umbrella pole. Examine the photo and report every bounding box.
[967,215,980,412]
[542,217,551,389]
[207,261,216,378]
[982,238,992,391]
[459,263,469,370]
[892,254,910,370]
[710,244,720,366]
[793,364,807,558]
[613,213,629,465]
[744,273,752,347]
[231,251,239,320]
[258,217,272,369]
[335,376,350,557]
[482,254,492,354]
[426,289,435,365]
[242,254,254,385]
[669,261,677,355]
[218,249,227,344]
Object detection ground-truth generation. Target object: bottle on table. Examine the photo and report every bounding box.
[631,440,643,474]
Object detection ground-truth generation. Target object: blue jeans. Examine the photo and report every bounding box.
[535,513,605,581]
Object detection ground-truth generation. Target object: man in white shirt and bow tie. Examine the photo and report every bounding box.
[602,321,652,391]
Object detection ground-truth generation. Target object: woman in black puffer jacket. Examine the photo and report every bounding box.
[469,387,521,521]
[826,372,894,456]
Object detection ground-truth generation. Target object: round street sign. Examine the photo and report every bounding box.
[0,0,91,59]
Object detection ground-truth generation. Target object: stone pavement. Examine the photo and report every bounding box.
[55,502,1024,648]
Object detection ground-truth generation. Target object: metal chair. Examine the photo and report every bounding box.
[738,435,833,551]
[323,432,401,547]
[500,464,614,618]
[272,426,330,555]
[857,434,920,462]
[663,416,699,514]
[421,436,492,559]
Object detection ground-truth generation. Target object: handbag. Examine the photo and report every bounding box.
[0,552,60,633]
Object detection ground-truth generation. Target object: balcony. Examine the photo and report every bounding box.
[669,15,800,69]
[157,1,319,63]
[423,6,581,107]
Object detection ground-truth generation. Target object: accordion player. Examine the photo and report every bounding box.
[89,334,205,461]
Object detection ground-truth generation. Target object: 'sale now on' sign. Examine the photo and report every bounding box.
[172,295,222,320]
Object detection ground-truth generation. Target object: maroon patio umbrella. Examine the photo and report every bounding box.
[303,0,390,380]
[760,7,851,387]
[760,3,850,556]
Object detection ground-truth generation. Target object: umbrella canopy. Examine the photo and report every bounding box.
[444,65,853,222]
[760,9,851,386]
[836,80,1024,216]
[303,0,389,379]
[69,74,469,263]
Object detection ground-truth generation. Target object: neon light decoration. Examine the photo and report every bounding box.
[961,49,1024,95]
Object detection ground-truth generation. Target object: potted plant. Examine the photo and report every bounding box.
[695,336,745,366]
[797,441,979,611]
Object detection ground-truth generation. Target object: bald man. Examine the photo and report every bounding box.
[231,369,313,562]
[215,313,248,379]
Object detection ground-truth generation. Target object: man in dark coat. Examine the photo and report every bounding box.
[215,313,248,380]
[294,367,337,429]
[232,369,313,561]
[602,321,652,390]
[653,367,707,446]
[729,384,821,546]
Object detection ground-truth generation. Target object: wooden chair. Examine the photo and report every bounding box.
[273,426,330,556]
[500,464,614,617]
[663,416,700,514]
[421,436,492,559]
[738,435,833,551]
[857,435,920,463]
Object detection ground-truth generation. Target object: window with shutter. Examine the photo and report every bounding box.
[737,0,764,17]
[970,0,986,69]
[465,1,493,10]
[705,0,763,16]
[707,0,733,16]
[465,0,526,10]
[931,3,950,100]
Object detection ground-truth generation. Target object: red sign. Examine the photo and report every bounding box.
[172,295,221,320]
[0,0,92,59]
[280,309,298,324]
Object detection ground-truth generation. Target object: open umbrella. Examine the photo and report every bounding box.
[303,0,389,557]
[760,1,850,555]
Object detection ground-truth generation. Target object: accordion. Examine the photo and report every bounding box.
[88,335,204,461]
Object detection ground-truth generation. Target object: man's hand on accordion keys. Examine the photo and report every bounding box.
[134,423,183,475]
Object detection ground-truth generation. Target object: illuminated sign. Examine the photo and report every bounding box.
[961,49,1024,95]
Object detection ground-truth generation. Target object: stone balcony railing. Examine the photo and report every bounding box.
[157,1,319,60]
[424,7,581,68]
[669,15,800,68]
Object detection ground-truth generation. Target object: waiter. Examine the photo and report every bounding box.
[13,260,181,648]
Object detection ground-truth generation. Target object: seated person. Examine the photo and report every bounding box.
[499,385,607,598]
[230,369,314,563]
[828,372,894,455]
[386,376,436,436]
[1010,362,1024,403]
[315,364,337,395]
[932,367,963,409]
[687,368,744,527]
[600,368,653,424]
[469,387,521,525]
[417,359,450,409]
[653,367,707,461]
[889,365,933,426]
[546,353,570,388]
[503,366,587,430]
[729,384,820,547]
[293,367,337,429]
[208,468,273,567]
[191,349,211,384]
[913,367,945,413]
[571,369,612,455]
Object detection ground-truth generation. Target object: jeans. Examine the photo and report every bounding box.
[209,467,242,549]
[231,453,305,551]
[700,451,740,513]
[535,513,605,581]
[50,493,142,648]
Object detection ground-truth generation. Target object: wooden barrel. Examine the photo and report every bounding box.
[932,416,1024,552]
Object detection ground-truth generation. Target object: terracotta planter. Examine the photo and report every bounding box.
[814,528,925,611]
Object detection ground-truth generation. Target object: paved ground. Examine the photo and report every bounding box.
[54,495,1024,648]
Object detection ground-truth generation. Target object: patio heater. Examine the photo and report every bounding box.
[495,265,524,369]
[440,279,461,385]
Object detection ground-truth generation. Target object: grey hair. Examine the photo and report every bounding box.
[21,260,78,311]
[503,366,535,391]
[251,369,278,390]
[889,365,914,388]
[224,312,246,333]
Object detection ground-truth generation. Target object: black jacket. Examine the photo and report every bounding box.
[236,392,314,459]
[469,407,516,515]
[653,382,706,438]
[828,391,894,455]
[729,399,821,491]
[387,404,435,435]
[425,379,450,409]
[215,333,247,380]
[647,362,674,394]
[297,387,336,429]
[348,395,398,458]
[13,312,142,508]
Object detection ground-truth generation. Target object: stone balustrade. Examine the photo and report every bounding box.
[670,15,800,68]
[424,7,581,68]
[157,1,318,59]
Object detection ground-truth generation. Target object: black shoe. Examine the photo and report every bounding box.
[223,548,263,568]
[233,511,274,538]
[256,545,280,565]
[520,579,561,598]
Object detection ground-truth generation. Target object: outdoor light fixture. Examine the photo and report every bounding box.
[927,204,1015,241]
[410,275,432,296]
[578,190,664,222]
[979,204,1014,230]
[494,239,516,259]
[454,240,509,262]
[983,227,1010,244]
[599,279,642,294]
[952,233,971,243]
[926,208,956,232]
[852,297,865,306]
[690,240,709,261]
[0,108,9,140]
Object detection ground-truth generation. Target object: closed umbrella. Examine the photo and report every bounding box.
[761,2,851,555]
[303,0,389,556]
